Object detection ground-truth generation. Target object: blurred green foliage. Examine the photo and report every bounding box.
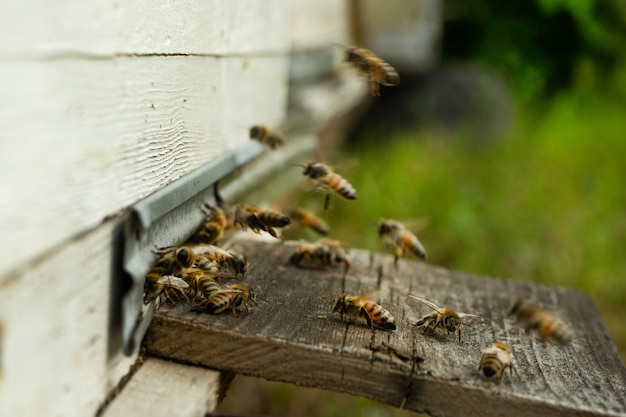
[443,0,626,101]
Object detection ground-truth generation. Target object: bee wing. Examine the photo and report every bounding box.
[408,295,443,313]
[212,288,245,295]
[396,217,430,231]
[495,348,512,364]
[317,237,347,247]
[152,245,176,256]
[191,244,231,257]
[457,311,480,324]
[156,275,189,289]
[359,288,381,303]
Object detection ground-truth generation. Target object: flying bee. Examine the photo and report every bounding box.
[249,125,287,149]
[298,161,357,210]
[289,238,351,276]
[377,219,426,266]
[288,207,330,236]
[191,204,230,245]
[344,47,399,96]
[508,298,572,345]
[333,289,396,331]
[144,268,190,304]
[478,342,520,384]
[409,295,479,343]
[202,283,258,315]
[231,204,291,238]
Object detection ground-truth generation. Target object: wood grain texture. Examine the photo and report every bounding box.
[0,54,288,279]
[101,358,221,417]
[145,240,626,417]
[0,0,290,56]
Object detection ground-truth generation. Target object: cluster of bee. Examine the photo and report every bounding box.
[144,243,257,315]
[143,198,296,314]
[144,45,573,388]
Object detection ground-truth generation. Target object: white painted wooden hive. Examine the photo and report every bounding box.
[0,1,441,416]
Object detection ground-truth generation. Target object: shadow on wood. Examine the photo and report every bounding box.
[144,240,626,417]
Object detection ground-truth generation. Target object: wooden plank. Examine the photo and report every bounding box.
[0,220,137,417]
[0,54,288,279]
[145,240,626,417]
[0,0,289,56]
[100,358,221,417]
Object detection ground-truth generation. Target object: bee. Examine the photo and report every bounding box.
[249,125,287,149]
[191,204,230,245]
[377,219,426,266]
[288,207,329,236]
[289,239,351,276]
[231,204,291,238]
[213,251,250,277]
[344,47,399,96]
[188,270,222,302]
[192,245,250,277]
[203,283,258,315]
[409,295,479,343]
[478,342,520,384]
[333,290,396,331]
[153,246,196,275]
[507,298,572,345]
[298,162,357,210]
[144,268,190,304]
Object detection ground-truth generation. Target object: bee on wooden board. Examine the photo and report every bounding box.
[344,46,399,96]
[333,289,396,331]
[190,204,230,245]
[144,268,190,304]
[508,297,572,345]
[213,250,250,278]
[231,204,291,238]
[408,295,479,343]
[249,125,287,149]
[289,238,351,276]
[377,219,426,266]
[478,342,521,384]
[297,161,357,210]
[186,270,221,302]
[202,283,258,315]
[288,207,330,236]
[153,245,196,275]
[192,244,250,277]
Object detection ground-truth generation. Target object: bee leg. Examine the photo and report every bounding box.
[361,307,375,331]
[324,193,331,211]
[163,291,176,304]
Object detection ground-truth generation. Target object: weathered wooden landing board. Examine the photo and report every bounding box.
[145,240,626,417]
